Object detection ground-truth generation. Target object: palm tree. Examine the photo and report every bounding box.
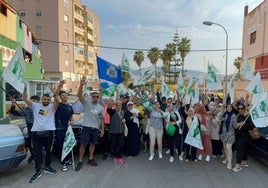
[147,47,160,83]
[234,56,242,78]
[160,47,173,82]
[133,50,144,75]
[178,37,191,75]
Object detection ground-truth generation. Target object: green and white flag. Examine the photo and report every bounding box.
[61,126,77,162]
[161,80,171,98]
[184,116,203,149]
[101,84,117,97]
[121,53,130,73]
[227,74,236,104]
[128,88,136,96]
[246,72,264,104]
[191,84,199,106]
[177,71,185,99]
[243,58,254,80]
[185,78,195,104]
[206,63,222,91]
[133,66,155,86]
[2,44,25,93]
[117,83,128,96]
[250,92,268,128]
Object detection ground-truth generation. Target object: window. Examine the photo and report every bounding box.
[19,11,25,16]
[0,3,7,16]
[36,10,42,16]
[65,60,69,66]
[64,0,69,8]
[64,45,69,52]
[35,26,42,33]
[64,29,69,38]
[250,31,256,44]
[64,14,68,22]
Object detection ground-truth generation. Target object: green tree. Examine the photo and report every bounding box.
[233,56,242,78]
[147,47,160,83]
[160,47,173,82]
[133,50,144,75]
[178,37,191,75]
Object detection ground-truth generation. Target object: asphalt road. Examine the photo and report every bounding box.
[0,150,268,188]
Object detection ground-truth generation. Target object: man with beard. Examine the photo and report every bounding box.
[75,76,105,171]
[23,80,66,183]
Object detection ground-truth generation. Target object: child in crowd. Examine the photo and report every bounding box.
[140,110,150,152]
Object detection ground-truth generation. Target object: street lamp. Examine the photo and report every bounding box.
[203,21,228,103]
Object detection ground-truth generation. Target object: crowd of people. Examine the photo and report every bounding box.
[9,78,258,183]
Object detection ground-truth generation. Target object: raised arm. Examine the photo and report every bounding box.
[22,84,33,107]
[53,80,66,110]
[77,76,87,102]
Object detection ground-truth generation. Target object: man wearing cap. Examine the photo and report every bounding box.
[75,76,104,171]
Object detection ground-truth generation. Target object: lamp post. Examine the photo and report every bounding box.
[203,21,228,103]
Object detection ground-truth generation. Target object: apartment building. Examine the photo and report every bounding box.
[8,0,100,91]
[242,0,268,80]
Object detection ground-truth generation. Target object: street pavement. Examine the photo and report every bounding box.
[0,150,267,188]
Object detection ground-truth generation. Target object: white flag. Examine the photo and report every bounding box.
[249,92,268,128]
[227,74,235,104]
[177,71,185,97]
[184,116,203,149]
[161,80,171,98]
[133,66,155,86]
[206,63,222,91]
[117,83,128,95]
[243,58,254,80]
[2,44,25,93]
[121,53,130,73]
[191,84,199,106]
[246,72,264,104]
[61,126,77,162]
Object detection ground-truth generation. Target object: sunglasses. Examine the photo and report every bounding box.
[238,108,245,110]
[92,95,99,98]
[128,104,133,106]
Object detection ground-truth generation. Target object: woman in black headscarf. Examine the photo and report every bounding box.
[219,104,237,170]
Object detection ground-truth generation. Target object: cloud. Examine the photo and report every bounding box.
[82,0,263,73]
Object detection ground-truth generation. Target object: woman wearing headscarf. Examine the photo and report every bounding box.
[219,104,237,169]
[196,104,212,162]
[232,104,255,172]
[124,101,141,157]
[184,107,199,163]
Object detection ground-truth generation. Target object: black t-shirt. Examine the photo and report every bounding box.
[236,114,255,136]
[55,103,74,130]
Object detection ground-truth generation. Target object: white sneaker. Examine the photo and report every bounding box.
[149,155,154,161]
[179,155,183,161]
[198,154,202,161]
[159,153,163,159]
[165,149,170,154]
[169,156,174,163]
[205,155,210,162]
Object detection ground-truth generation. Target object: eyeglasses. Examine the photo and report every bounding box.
[92,95,99,98]
[238,108,245,110]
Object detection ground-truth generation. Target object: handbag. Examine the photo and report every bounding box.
[166,123,176,136]
[249,128,260,139]
[124,124,128,137]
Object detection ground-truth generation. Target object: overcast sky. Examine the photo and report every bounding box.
[81,0,264,75]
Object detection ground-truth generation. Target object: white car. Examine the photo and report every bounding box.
[0,123,27,172]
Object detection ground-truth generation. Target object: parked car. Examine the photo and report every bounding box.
[248,127,268,166]
[0,119,27,172]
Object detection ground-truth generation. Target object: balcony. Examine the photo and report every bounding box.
[74,26,84,36]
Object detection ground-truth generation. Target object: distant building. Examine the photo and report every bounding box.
[242,1,268,80]
[0,0,44,117]
[8,0,101,91]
